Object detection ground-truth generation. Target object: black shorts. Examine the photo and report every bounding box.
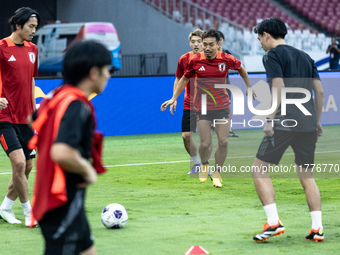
[0,122,35,160]
[39,191,93,255]
[182,109,197,132]
[256,130,317,167]
[197,109,230,122]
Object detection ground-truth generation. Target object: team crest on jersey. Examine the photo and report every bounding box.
[28,52,36,64]
[218,62,226,72]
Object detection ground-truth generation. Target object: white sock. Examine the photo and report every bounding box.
[191,155,201,165]
[21,201,31,215]
[263,203,280,226]
[0,196,15,210]
[310,211,322,230]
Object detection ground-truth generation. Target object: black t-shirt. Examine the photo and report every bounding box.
[263,45,319,132]
[329,44,340,61]
[55,100,93,158]
[44,100,94,223]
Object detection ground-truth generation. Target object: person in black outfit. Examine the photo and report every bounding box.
[252,17,324,243]
[30,40,111,255]
[326,37,340,70]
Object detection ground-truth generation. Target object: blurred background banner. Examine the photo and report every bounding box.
[35,71,339,136]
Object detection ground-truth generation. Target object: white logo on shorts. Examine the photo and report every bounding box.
[30,149,36,156]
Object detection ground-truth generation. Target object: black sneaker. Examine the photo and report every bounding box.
[253,220,285,242]
[305,227,324,242]
[229,130,239,137]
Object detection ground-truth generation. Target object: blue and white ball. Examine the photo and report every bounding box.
[101,203,128,229]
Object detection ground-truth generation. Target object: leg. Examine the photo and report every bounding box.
[5,158,32,202]
[206,128,214,161]
[252,158,275,206]
[297,167,321,211]
[209,121,230,188]
[214,118,230,169]
[298,166,324,241]
[5,179,17,202]
[80,245,96,255]
[252,159,285,242]
[8,149,29,203]
[197,120,212,182]
[197,120,212,163]
[0,150,27,224]
[182,131,198,157]
[25,159,33,179]
[252,131,293,241]
[183,131,201,174]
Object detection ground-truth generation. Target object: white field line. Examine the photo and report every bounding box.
[0,150,339,175]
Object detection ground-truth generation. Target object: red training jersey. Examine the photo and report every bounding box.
[175,51,194,110]
[184,51,241,111]
[0,37,38,124]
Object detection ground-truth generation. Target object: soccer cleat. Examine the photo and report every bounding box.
[210,171,223,188]
[305,227,324,242]
[188,164,201,174]
[229,130,239,137]
[199,164,209,182]
[253,220,285,242]
[25,212,38,227]
[0,209,22,224]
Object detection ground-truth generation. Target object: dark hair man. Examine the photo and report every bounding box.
[0,7,40,226]
[29,40,111,254]
[252,17,324,242]
[161,28,252,188]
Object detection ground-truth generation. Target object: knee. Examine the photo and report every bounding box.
[200,141,211,151]
[25,161,33,177]
[299,177,317,190]
[182,132,191,142]
[218,138,228,148]
[12,160,26,176]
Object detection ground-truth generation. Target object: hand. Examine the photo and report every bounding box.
[246,87,256,100]
[77,166,97,189]
[169,100,177,115]
[0,98,8,110]
[160,99,175,112]
[263,121,274,137]
[316,122,323,142]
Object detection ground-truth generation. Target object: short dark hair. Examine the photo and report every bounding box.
[254,17,287,39]
[9,7,40,32]
[202,28,220,43]
[63,40,112,86]
[217,31,225,41]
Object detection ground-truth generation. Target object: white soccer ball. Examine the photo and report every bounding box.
[101,203,128,229]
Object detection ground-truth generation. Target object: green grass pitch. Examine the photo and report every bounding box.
[0,125,339,254]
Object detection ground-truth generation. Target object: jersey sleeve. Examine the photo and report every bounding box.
[226,54,241,70]
[175,56,185,78]
[312,62,320,79]
[262,51,283,79]
[184,57,196,78]
[55,100,91,149]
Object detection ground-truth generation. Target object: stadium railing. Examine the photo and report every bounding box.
[113,53,168,76]
[142,0,330,56]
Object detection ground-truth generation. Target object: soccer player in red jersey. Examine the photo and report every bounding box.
[168,29,212,175]
[161,28,252,188]
[0,7,40,226]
